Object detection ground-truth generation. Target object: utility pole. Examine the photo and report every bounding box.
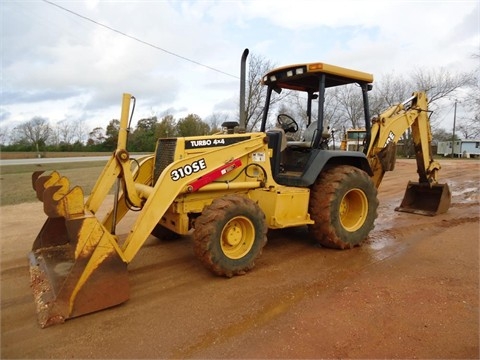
[451,100,457,158]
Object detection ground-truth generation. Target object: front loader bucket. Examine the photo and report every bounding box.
[29,171,129,328]
[395,181,451,216]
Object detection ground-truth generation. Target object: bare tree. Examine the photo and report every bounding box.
[368,66,473,155]
[432,127,457,142]
[56,119,76,145]
[242,54,272,131]
[206,112,229,133]
[457,53,480,139]
[48,119,89,147]
[410,67,473,103]
[242,53,289,131]
[369,67,472,126]
[410,67,473,130]
[15,117,52,155]
[0,125,11,146]
[369,72,411,116]
[73,119,89,145]
[330,85,366,129]
[456,122,478,140]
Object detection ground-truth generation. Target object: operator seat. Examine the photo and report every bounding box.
[273,126,287,151]
[303,121,318,144]
[286,121,318,148]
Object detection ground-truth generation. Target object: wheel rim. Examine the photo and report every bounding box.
[339,188,368,232]
[220,216,255,259]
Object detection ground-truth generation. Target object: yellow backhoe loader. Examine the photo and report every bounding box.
[29,51,451,327]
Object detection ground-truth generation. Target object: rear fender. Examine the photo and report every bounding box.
[275,149,372,187]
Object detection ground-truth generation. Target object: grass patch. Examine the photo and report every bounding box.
[0,161,107,206]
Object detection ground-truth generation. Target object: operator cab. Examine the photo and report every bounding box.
[261,62,374,186]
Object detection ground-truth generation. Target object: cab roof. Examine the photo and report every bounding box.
[262,62,374,92]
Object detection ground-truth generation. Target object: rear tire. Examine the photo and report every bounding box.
[193,194,267,277]
[308,165,378,249]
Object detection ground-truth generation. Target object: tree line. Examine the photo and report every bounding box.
[1,53,478,154]
[0,113,217,153]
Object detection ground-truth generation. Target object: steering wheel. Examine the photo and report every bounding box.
[277,114,299,133]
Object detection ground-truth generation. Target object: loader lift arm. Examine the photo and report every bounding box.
[365,91,451,215]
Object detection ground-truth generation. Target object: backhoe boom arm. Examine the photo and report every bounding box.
[366,91,441,188]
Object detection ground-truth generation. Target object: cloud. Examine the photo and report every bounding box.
[0,108,12,124]
[1,0,478,134]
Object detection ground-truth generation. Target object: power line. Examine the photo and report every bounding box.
[41,0,239,79]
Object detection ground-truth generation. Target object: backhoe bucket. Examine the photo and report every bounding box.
[395,181,451,216]
[29,171,129,328]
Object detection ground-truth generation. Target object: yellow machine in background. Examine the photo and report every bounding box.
[340,128,367,152]
[29,52,451,327]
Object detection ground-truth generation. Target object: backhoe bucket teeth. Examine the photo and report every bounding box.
[29,171,129,328]
[395,181,451,216]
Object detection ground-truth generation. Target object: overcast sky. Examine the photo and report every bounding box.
[2,0,479,135]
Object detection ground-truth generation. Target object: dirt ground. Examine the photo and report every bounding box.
[1,159,479,359]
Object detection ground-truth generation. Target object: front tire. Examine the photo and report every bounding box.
[193,195,268,277]
[309,165,378,249]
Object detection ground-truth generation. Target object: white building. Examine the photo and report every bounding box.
[437,140,480,158]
